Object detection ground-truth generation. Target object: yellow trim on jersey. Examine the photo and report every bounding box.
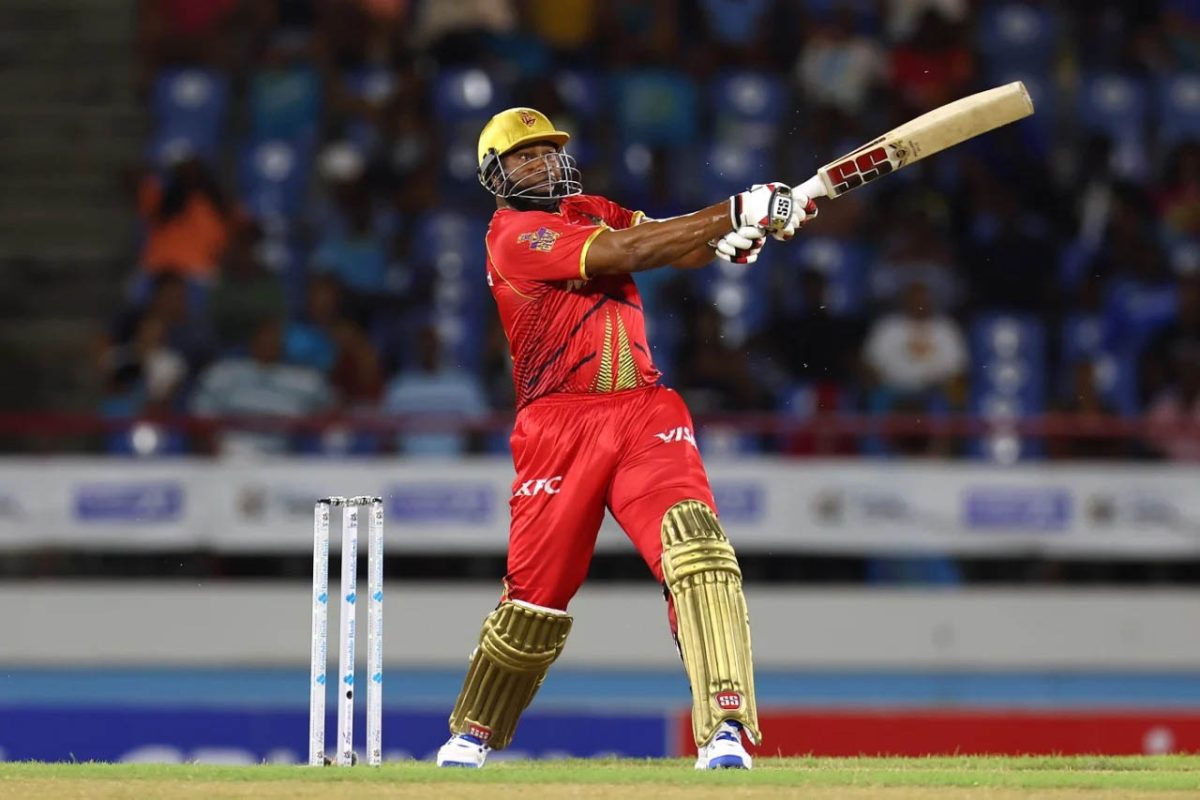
[484,236,534,301]
[631,210,648,226]
[578,226,607,280]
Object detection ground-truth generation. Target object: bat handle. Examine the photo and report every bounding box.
[795,174,828,200]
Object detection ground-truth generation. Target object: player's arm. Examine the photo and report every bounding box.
[671,243,720,270]
[584,185,813,278]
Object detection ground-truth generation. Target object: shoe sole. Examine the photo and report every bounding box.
[438,761,482,768]
[705,755,749,769]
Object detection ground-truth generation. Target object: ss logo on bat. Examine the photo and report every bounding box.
[827,146,894,193]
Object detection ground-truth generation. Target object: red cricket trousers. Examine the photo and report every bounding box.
[502,384,716,611]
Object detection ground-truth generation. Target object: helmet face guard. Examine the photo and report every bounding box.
[478,147,582,209]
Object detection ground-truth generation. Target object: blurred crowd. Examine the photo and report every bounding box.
[95,0,1200,460]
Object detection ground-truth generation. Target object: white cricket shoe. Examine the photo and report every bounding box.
[695,720,753,770]
[436,733,490,767]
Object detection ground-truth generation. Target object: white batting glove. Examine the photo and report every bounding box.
[731,183,819,242]
[712,225,766,264]
[753,184,820,241]
[730,182,795,239]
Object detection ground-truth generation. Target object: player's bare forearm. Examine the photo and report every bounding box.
[583,202,730,277]
[671,242,717,270]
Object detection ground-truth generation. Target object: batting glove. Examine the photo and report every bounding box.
[731,183,819,242]
[712,225,766,264]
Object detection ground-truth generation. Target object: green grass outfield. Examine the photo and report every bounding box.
[3,756,1200,799]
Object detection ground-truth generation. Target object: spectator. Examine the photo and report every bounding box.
[191,318,333,456]
[110,272,215,374]
[888,8,974,115]
[1047,360,1127,460]
[872,205,960,312]
[105,315,187,413]
[1143,275,1200,403]
[137,0,241,78]
[674,304,770,413]
[311,179,391,297]
[796,7,886,115]
[136,155,236,283]
[331,323,385,409]
[383,325,488,456]
[411,0,516,62]
[209,240,287,350]
[753,268,863,397]
[1145,343,1200,461]
[862,280,967,454]
[1158,141,1200,243]
[284,274,349,373]
[962,177,1058,314]
[525,0,602,54]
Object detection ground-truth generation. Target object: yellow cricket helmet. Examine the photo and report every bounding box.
[477,107,571,166]
[477,107,580,206]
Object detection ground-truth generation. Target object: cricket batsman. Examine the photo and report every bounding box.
[436,107,816,770]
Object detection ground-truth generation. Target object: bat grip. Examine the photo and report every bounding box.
[796,174,828,200]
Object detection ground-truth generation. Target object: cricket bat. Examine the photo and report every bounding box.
[795,82,1035,201]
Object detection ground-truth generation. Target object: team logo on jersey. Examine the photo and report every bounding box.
[518,111,538,127]
[654,426,697,448]
[513,476,563,497]
[517,227,560,253]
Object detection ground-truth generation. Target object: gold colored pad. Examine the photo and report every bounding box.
[448,600,573,750]
[661,500,761,747]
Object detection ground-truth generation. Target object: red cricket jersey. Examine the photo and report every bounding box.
[485,194,661,409]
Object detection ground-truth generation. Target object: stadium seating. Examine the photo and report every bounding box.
[150,68,229,163]
[1156,73,1200,145]
[978,3,1057,73]
[610,70,699,147]
[237,139,313,224]
[433,68,508,123]
[249,66,322,146]
[969,313,1047,461]
[710,71,788,148]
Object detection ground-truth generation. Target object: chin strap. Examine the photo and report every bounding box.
[505,196,563,213]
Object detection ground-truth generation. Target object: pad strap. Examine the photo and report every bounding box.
[448,600,572,749]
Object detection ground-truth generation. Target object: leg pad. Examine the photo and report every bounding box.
[448,600,572,750]
[661,500,760,747]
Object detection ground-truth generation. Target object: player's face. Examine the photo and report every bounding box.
[502,142,564,192]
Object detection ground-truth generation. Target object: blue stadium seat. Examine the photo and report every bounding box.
[791,237,869,316]
[1078,73,1148,140]
[699,142,767,199]
[150,68,229,162]
[237,139,312,223]
[418,210,488,267]
[692,242,774,342]
[1157,73,1200,145]
[985,69,1053,157]
[409,210,489,371]
[978,3,1057,72]
[249,66,322,145]
[1078,72,1150,180]
[1102,279,1178,353]
[440,126,488,200]
[710,71,787,148]
[1060,314,1134,414]
[611,70,699,147]
[433,68,508,123]
[969,313,1046,461]
[556,69,604,119]
[342,66,397,152]
[610,139,658,207]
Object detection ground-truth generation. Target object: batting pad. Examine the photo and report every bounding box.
[661,500,761,748]
[448,600,573,750]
